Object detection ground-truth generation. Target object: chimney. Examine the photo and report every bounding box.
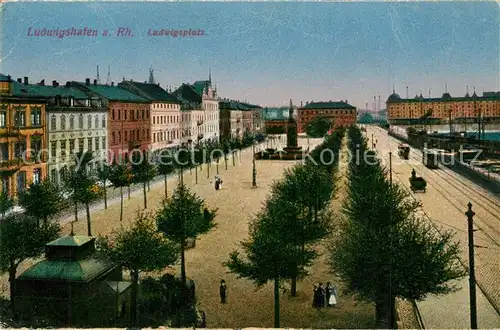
[52,80,57,87]
[17,78,22,83]
[300,101,303,107]
[56,82,60,87]
[111,82,114,86]
[85,78,90,85]
[93,79,97,85]
[24,77,28,85]
[66,82,70,87]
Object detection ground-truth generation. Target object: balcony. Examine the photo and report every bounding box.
[197,120,204,126]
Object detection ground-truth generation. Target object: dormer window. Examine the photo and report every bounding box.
[86,99,90,107]
[69,97,74,107]
[55,95,62,106]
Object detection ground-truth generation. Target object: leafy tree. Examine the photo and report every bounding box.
[225,202,298,328]
[157,151,176,198]
[96,210,178,326]
[18,178,67,227]
[0,213,60,313]
[306,116,332,138]
[108,161,133,222]
[0,191,14,218]
[330,126,465,328]
[357,112,374,124]
[96,163,112,209]
[156,183,217,285]
[131,150,157,209]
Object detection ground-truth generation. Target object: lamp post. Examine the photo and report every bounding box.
[252,132,257,187]
[389,151,393,187]
[465,202,478,329]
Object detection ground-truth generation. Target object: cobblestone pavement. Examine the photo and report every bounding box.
[366,125,500,328]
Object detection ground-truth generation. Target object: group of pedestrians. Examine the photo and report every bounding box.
[313,282,337,308]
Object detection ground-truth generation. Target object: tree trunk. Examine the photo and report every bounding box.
[224,155,228,170]
[86,203,91,236]
[180,168,184,184]
[274,277,280,328]
[164,174,168,198]
[195,166,198,184]
[180,236,187,286]
[143,181,147,209]
[127,186,131,200]
[9,264,17,315]
[74,201,78,222]
[232,152,235,166]
[104,186,108,209]
[190,167,192,175]
[207,162,210,179]
[148,180,150,192]
[120,187,124,221]
[130,270,139,326]
[376,295,397,329]
[291,276,297,297]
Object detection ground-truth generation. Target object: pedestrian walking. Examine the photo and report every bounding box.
[312,284,318,308]
[325,282,332,307]
[317,283,325,308]
[329,285,338,307]
[219,279,227,304]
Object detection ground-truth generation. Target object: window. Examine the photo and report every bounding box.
[60,140,67,159]
[14,107,26,127]
[118,131,121,143]
[31,137,42,157]
[125,131,128,141]
[33,168,41,184]
[95,137,100,151]
[0,143,8,161]
[95,116,99,128]
[87,137,93,151]
[112,132,116,144]
[112,110,115,120]
[79,114,84,129]
[17,171,26,194]
[118,110,121,120]
[51,141,57,158]
[0,107,6,128]
[60,115,66,130]
[50,169,57,183]
[153,133,156,143]
[2,177,9,196]
[31,107,42,126]
[87,115,92,129]
[14,141,26,158]
[142,109,145,119]
[102,116,106,128]
[78,138,84,152]
[69,139,75,156]
[102,137,106,150]
[124,110,127,120]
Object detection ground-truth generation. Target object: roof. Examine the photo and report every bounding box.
[18,258,114,282]
[73,82,149,102]
[0,74,12,82]
[300,101,356,110]
[47,235,93,247]
[387,91,500,103]
[173,84,202,104]
[10,81,89,99]
[192,80,211,95]
[219,100,255,111]
[122,81,180,103]
[106,281,132,294]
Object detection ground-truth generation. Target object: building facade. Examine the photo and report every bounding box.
[297,101,357,133]
[40,80,108,183]
[0,75,47,198]
[219,100,243,141]
[386,90,500,128]
[173,76,220,145]
[119,81,181,152]
[72,79,150,163]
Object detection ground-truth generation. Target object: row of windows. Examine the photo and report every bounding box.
[153,115,180,125]
[112,108,150,121]
[51,114,106,131]
[0,139,42,161]
[154,130,179,143]
[0,108,42,128]
[111,129,150,145]
[50,137,107,158]
[300,109,356,115]
[181,113,218,121]
[153,103,179,109]
[1,168,42,196]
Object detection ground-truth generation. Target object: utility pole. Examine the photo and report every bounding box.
[465,202,478,329]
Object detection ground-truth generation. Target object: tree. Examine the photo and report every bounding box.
[156,183,216,285]
[357,112,374,124]
[330,126,465,328]
[157,151,176,198]
[225,202,300,328]
[96,163,112,209]
[96,210,178,326]
[0,213,60,313]
[131,150,157,209]
[109,161,133,222]
[306,117,332,138]
[0,191,14,218]
[18,178,67,227]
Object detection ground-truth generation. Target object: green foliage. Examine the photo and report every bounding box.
[61,166,99,205]
[157,151,176,176]
[18,178,67,226]
[96,209,179,274]
[109,162,133,188]
[131,151,157,184]
[357,113,374,124]
[305,116,332,138]
[96,163,112,184]
[330,125,465,327]
[0,191,14,217]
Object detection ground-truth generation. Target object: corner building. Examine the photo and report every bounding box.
[297,101,357,133]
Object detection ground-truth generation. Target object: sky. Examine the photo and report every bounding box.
[1,1,499,109]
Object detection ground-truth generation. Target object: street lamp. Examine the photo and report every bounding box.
[252,132,257,187]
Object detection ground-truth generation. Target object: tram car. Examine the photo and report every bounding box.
[423,148,439,169]
[398,143,410,160]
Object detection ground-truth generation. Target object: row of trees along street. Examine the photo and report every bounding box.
[225,128,345,328]
[329,125,465,328]
[0,132,262,327]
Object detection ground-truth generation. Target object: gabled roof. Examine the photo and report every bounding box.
[11,81,89,99]
[300,101,356,110]
[18,258,114,282]
[72,82,149,102]
[192,80,210,96]
[173,84,202,104]
[47,235,93,247]
[121,81,180,103]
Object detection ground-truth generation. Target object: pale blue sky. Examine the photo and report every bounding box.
[1,1,498,108]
